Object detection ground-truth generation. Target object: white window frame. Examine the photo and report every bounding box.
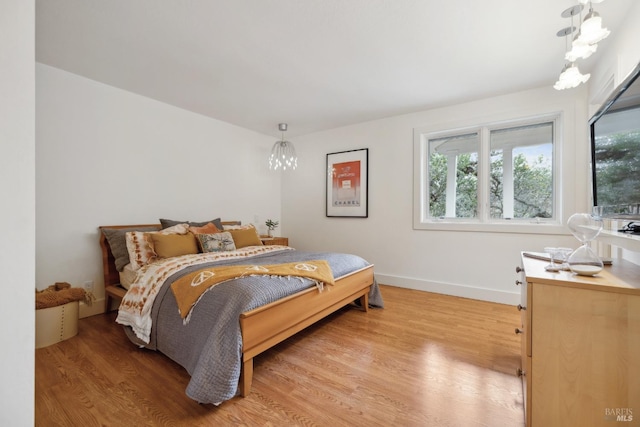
[413,112,566,234]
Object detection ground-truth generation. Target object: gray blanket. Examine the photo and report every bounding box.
[123,249,383,405]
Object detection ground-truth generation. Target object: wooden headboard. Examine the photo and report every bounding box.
[98,221,242,288]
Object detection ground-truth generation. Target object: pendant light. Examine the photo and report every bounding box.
[553,7,590,91]
[564,4,597,62]
[554,62,590,90]
[268,123,298,171]
[578,1,610,45]
[566,33,597,62]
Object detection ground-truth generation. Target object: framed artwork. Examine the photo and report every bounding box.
[326,148,368,217]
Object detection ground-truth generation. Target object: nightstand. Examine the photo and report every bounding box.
[260,236,289,246]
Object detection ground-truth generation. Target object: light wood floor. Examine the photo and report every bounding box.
[35,285,524,426]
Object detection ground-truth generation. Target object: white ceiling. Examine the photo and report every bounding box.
[35,0,635,138]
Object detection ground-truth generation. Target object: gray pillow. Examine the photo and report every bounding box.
[159,217,224,230]
[102,226,159,271]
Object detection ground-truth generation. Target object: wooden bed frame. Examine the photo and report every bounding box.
[98,223,374,397]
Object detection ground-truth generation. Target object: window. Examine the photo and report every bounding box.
[489,123,554,219]
[415,115,559,229]
[428,132,479,218]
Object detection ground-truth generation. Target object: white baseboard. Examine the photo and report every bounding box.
[375,274,520,306]
[77,278,519,317]
[79,298,105,318]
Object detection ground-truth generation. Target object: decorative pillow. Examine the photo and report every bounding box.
[160,217,224,230]
[223,224,246,230]
[125,223,190,270]
[196,232,236,253]
[102,226,159,272]
[189,222,220,235]
[150,233,199,259]
[226,224,263,248]
[162,223,191,234]
[125,231,156,271]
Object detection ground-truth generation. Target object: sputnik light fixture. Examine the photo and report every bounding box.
[268,123,298,171]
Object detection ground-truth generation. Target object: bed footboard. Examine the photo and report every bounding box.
[238,264,374,396]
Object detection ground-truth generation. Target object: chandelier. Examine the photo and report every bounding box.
[554,1,610,91]
[268,123,298,171]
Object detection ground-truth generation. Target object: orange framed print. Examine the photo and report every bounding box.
[326,148,368,218]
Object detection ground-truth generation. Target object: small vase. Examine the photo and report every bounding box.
[267,229,272,237]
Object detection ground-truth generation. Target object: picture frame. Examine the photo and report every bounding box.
[326,148,368,218]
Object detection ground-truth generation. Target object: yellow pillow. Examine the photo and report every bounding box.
[150,233,198,258]
[227,225,263,249]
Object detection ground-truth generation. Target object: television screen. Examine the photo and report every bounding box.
[590,63,640,220]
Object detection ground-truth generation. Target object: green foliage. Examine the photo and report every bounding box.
[265,219,279,230]
[594,131,640,206]
[429,152,478,218]
[512,153,553,218]
[429,147,553,219]
[455,153,478,217]
[428,153,447,217]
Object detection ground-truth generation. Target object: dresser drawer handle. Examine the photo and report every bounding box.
[517,304,526,311]
[515,328,523,334]
[515,266,523,273]
[516,368,526,377]
[515,280,522,286]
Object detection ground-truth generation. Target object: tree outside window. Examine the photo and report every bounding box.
[423,120,555,222]
[489,123,554,219]
[428,133,479,218]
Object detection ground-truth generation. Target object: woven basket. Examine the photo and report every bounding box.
[35,301,79,349]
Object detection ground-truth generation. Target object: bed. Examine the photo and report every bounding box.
[99,221,381,405]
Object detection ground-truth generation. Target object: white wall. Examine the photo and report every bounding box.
[0,1,35,425]
[283,2,640,303]
[36,64,282,307]
[588,0,640,114]
[283,86,590,305]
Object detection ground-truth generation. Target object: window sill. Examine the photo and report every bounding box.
[413,220,568,235]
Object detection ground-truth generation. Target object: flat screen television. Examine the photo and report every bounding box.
[589,62,640,221]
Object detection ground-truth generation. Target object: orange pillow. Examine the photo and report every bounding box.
[150,233,199,258]
[227,225,263,248]
[189,222,220,235]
